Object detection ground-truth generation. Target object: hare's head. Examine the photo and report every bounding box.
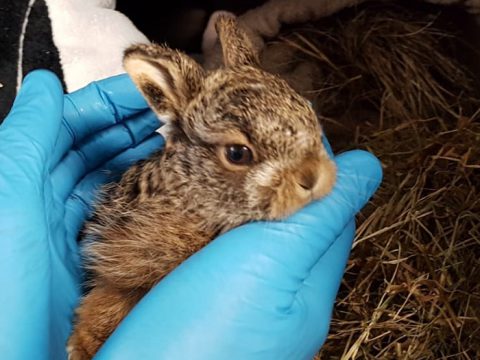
[123,16,335,227]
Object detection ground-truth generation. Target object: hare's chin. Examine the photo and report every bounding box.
[268,195,309,220]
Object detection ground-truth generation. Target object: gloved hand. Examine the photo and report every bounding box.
[95,146,382,357]
[0,70,382,360]
[0,70,163,360]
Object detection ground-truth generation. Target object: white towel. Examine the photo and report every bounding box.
[45,0,149,92]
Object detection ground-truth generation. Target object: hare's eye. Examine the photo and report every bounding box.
[225,144,253,165]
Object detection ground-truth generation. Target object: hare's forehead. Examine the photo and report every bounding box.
[254,121,322,154]
[203,74,319,127]
[199,70,322,147]
[204,68,299,104]
[229,109,322,156]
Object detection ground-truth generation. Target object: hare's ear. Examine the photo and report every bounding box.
[123,44,205,122]
[215,15,260,68]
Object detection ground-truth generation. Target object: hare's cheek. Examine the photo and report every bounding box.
[312,158,336,200]
[247,166,310,220]
[247,157,337,220]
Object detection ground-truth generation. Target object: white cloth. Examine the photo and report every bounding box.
[45,0,149,92]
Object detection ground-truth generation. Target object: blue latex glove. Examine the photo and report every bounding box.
[0,70,163,360]
[0,70,382,360]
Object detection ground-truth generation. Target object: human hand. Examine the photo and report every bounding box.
[0,70,163,360]
[0,70,381,360]
[95,148,382,359]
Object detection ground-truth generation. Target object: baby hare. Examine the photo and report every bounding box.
[67,16,336,359]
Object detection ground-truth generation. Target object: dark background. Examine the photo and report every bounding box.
[116,0,480,78]
[116,0,267,53]
[1,0,479,122]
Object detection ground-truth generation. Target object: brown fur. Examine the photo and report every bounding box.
[67,16,335,359]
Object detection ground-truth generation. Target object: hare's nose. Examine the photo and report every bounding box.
[296,168,319,191]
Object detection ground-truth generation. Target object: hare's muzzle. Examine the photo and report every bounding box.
[294,155,336,201]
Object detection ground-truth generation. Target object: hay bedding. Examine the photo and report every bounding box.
[261,2,480,359]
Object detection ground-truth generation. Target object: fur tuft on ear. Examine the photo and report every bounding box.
[215,15,260,68]
[123,44,205,122]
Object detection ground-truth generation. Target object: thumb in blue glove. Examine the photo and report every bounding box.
[0,70,163,360]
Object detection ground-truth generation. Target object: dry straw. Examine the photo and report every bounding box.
[263,2,480,359]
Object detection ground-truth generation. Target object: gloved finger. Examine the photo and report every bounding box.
[51,111,160,201]
[64,134,164,239]
[0,70,63,171]
[52,73,162,167]
[298,219,355,356]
